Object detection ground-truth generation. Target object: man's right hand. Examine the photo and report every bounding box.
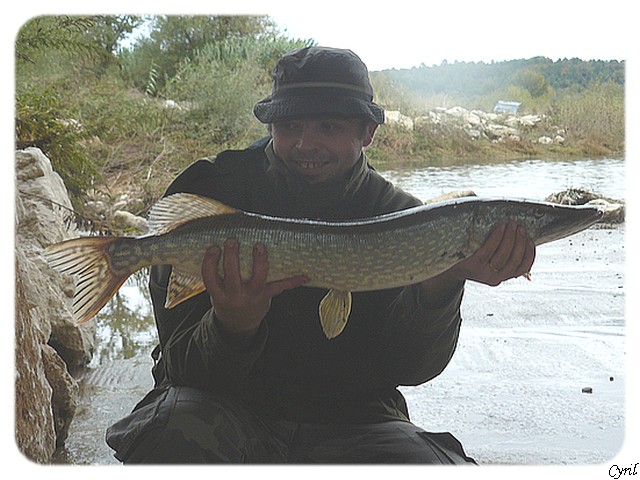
[201,239,309,338]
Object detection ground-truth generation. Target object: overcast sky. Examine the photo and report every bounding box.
[269,1,631,71]
[7,0,634,71]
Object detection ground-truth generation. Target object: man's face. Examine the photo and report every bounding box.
[272,117,377,184]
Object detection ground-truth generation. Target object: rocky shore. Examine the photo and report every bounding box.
[385,105,568,146]
[15,148,95,462]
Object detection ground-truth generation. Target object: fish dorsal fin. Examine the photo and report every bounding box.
[147,193,239,234]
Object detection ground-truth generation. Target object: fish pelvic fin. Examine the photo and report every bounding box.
[44,237,132,323]
[147,193,239,235]
[166,268,207,308]
[319,289,353,339]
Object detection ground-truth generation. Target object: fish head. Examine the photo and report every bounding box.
[474,199,604,247]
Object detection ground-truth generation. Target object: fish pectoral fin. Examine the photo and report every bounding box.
[319,289,352,339]
[165,268,206,308]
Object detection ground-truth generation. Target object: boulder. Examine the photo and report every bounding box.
[15,248,57,463]
[111,210,149,235]
[485,124,519,141]
[385,110,414,129]
[545,187,625,224]
[465,112,482,127]
[424,189,477,204]
[444,106,468,118]
[15,148,96,462]
[588,199,625,224]
[519,114,542,126]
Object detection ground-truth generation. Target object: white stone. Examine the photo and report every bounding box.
[385,110,414,129]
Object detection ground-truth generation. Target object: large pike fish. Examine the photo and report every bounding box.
[44,193,603,338]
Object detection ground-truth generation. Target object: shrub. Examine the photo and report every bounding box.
[15,82,96,203]
[164,36,310,147]
[550,81,624,155]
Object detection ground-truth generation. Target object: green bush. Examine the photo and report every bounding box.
[69,74,168,141]
[550,81,624,155]
[15,82,95,203]
[164,36,310,147]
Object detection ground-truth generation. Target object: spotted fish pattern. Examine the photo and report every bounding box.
[44,193,602,338]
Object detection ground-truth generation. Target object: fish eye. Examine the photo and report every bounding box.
[533,207,545,219]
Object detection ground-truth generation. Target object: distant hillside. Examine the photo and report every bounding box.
[371,57,624,112]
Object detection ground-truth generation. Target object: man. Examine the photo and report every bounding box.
[106,46,535,463]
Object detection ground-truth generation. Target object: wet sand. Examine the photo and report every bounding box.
[404,225,626,464]
[52,224,626,465]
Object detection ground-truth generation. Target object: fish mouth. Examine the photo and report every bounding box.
[575,204,605,226]
[592,206,605,222]
[539,204,604,245]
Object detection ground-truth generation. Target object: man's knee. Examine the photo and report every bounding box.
[107,386,260,463]
[291,420,476,464]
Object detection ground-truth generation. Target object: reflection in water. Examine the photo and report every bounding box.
[91,273,157,367]
[53,274,158,465]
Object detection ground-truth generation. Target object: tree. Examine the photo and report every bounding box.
[123,15,277,93]
[16,15,140,65]
[16,16,103,64]
[513,69,552,98]
[87,15,143,55]
[14,15,131,202]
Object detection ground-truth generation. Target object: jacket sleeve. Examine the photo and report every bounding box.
[150,264,268,392]
[374,282,464,386]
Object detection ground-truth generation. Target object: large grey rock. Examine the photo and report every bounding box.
[14,249,57,463]
[15,148,96,462]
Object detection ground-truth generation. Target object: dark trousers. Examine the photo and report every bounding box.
[106,386,476,464]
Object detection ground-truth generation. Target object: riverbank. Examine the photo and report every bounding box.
[67,106,626,228]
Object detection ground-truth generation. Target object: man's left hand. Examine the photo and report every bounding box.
[419,222,536,309]
[451,222,536,287]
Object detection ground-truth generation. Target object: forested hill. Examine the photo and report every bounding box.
[372,57,624,100]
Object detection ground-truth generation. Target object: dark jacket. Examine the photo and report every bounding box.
[149,137,464,424]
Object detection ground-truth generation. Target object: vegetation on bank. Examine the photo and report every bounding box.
[15,15,625,216]
[368,77,625,167]
[369,58,624,165]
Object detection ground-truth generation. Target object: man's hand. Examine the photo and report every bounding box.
[201,239,309,338]
[420,222,536,308]
[450,222,536,286]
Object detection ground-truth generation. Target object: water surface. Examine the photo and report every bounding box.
[380,157,625,201]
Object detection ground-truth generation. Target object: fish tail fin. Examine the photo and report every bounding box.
[44,237,132,323]
[319,289,353,339]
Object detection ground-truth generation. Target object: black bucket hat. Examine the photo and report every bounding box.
[253,46,385,124]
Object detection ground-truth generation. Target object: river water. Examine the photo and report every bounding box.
[382,157,625,202]
[51,156,626,465]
